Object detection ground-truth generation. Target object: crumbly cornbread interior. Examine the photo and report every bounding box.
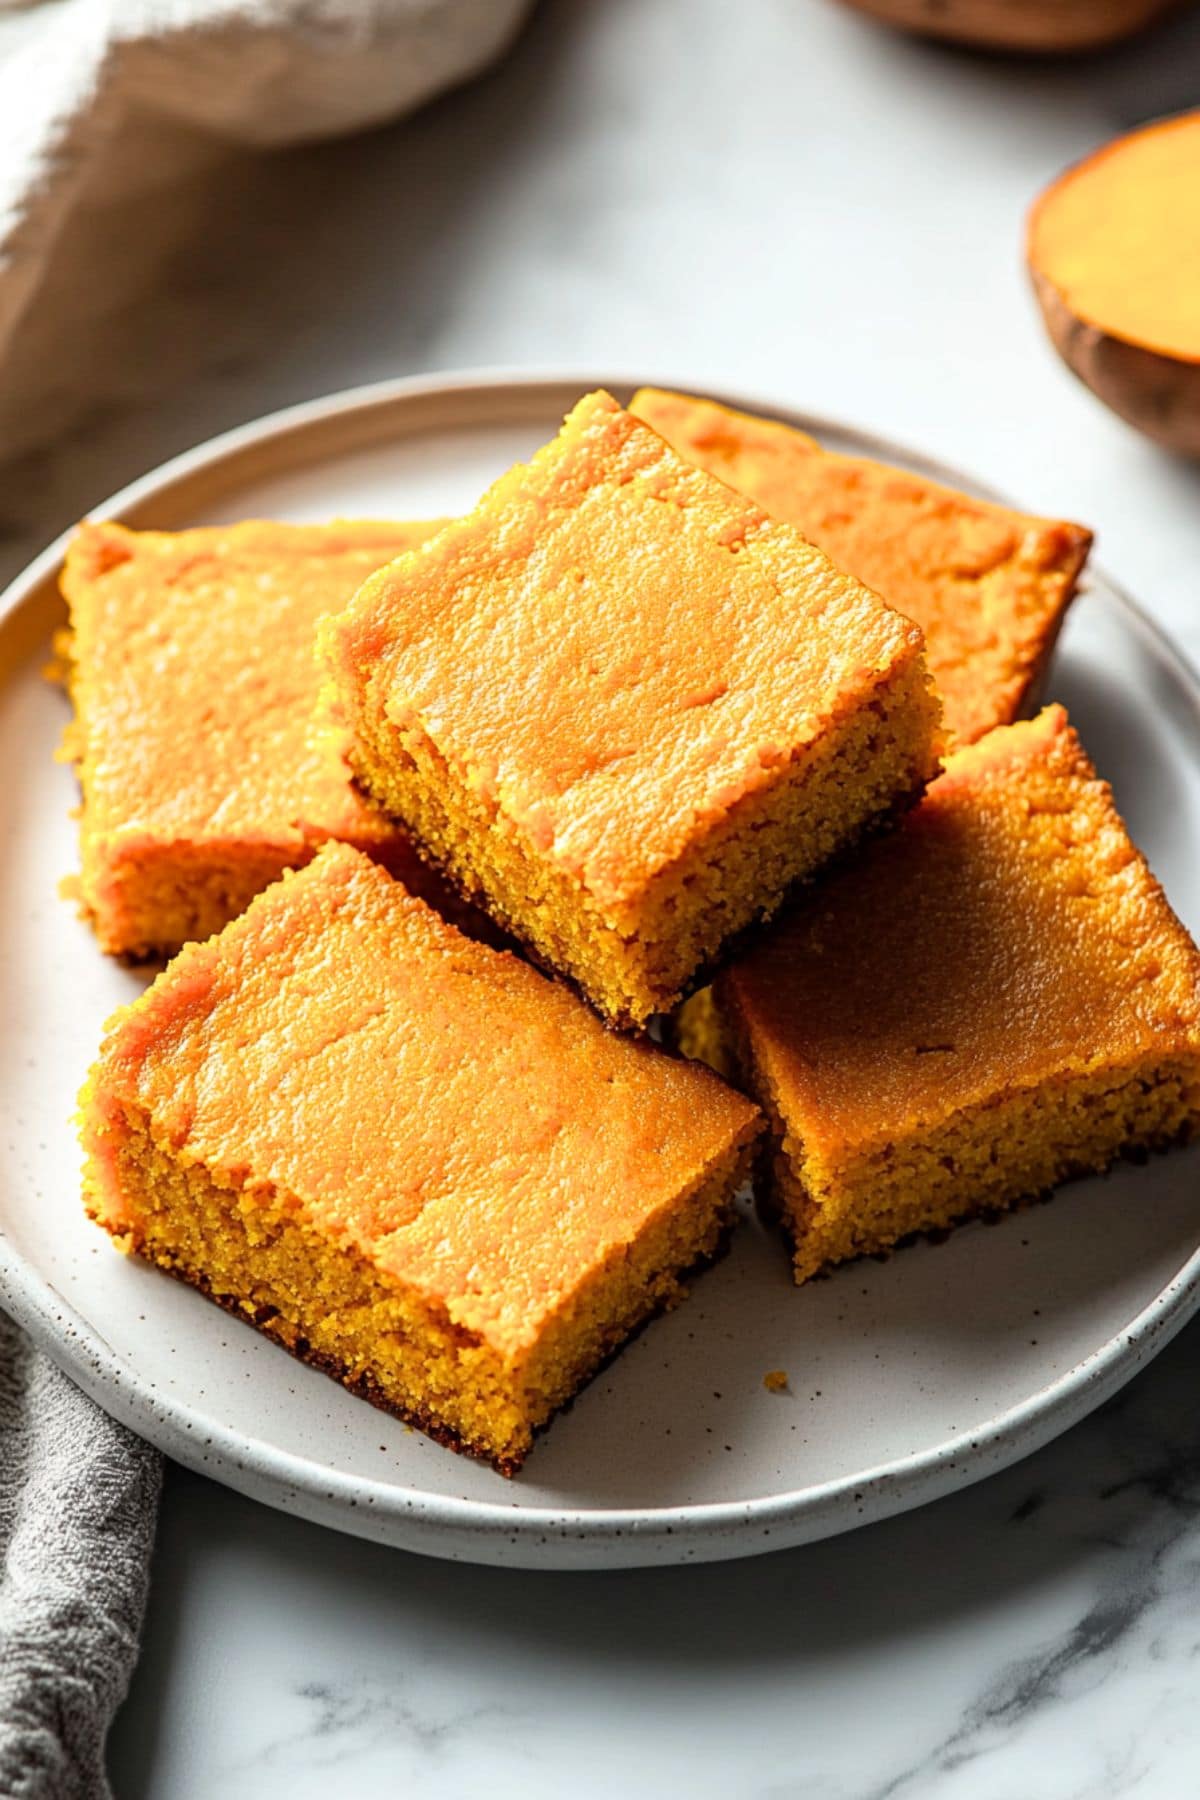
[92,1116,751,1473]
[679,708,1200,1282]
[80,845,760,1472]
[339,657,938,1028]
[684,994,1200,1283]
[324,390,941,1027]
[631,387,1092,747]
[59,517,443,959]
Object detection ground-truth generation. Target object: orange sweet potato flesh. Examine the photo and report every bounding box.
[1028,111,1200,457]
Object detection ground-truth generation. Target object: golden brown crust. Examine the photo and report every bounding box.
[693,709,1200,1281]
[95,1210,739,1478]
[763,1117,1199,1282]
[58,516,449,958]
[325,391,942,1027]
[80,845,760,1467]
[631,387,1092,748]
[100,1222,526,1475]
[357,759,933,1033]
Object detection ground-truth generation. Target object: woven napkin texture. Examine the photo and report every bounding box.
[0,1311,160,1798]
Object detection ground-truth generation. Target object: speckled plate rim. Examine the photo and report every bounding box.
[3,366,1200,1570]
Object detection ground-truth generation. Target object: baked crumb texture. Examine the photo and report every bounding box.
[631,388,1093,748]
[678,707,1200,1283]
[80,845,760,1474]
[323,390,942,1029]
[58,517,449,960]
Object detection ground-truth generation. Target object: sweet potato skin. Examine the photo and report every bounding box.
[1027,115,1200,459]
[1030,268,1200,459]
[834,0,1179,54]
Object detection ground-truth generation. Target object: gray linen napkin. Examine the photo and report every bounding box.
[0,1314,160,1799]
[0,1,532,1790]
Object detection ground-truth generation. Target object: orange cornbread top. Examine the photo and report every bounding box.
[63,518,443,860]
[631,389,1092,747]
[325,391,931,914]
[720,706,1200,1163]
[86,845,759,1357]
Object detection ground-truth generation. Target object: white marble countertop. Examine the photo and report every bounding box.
[9,0,1200,1791]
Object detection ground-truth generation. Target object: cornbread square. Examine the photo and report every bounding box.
[80,844,760,1474]
[59,517,450,959]
[678,707,1200,1283]
[632,388,1092,747]
[324,390,942,1029]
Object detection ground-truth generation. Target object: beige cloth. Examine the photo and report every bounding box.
[0,0,531,378]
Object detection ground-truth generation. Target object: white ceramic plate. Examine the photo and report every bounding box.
[2,371,1199,1570]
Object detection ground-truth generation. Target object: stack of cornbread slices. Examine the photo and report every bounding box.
[68,388,1200,1474]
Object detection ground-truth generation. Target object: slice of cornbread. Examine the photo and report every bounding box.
[678,707,1200,1283]
[323,390,942,1029]
[631,388,1092,747]
[80,844,760,1474]
[59,517,451,959]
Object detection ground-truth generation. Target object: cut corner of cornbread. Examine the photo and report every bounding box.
[80,844,761,1474]
[57,514,450,960]
[630,386,1093,749]
[680,705,1200,1284]
[323,389,943,1030]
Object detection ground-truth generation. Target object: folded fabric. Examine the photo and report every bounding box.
[0,0,532,382]
[0,1312,160,1799]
